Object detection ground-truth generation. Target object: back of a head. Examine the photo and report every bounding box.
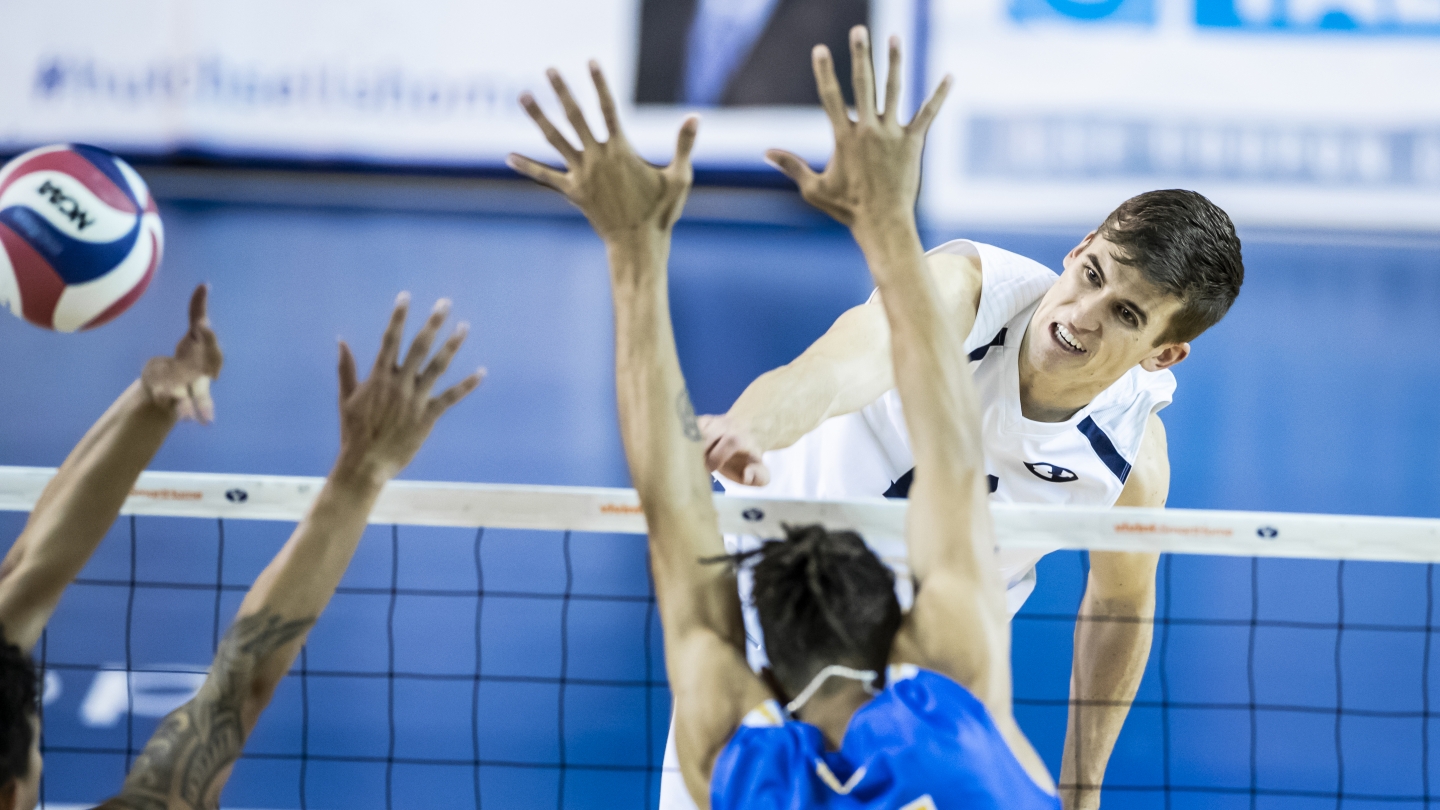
[0,632,36,793]
[750,525,903,700]
[1097,189,1244,345]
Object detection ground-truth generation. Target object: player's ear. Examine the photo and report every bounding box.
[1065,231,1097,262]
[1141,341,1189,372]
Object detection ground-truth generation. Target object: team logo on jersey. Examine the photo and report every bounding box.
[1025,462,1078,482]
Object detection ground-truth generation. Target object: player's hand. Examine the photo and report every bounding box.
[141,284,223,423]
[508,62,699,242]
[334,293,484,484]
[699,414,771,487]
[765,28,951,235]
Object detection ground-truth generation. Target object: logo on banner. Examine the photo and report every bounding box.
[1024,462,1079,482]
[1009,0,1155,24]
[1196,0,1440,34]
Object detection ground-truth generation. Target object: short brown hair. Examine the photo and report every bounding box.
[1097,189,1244,345]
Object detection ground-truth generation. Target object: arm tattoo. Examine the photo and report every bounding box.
[676,389,702,442]
[104,609,315,810]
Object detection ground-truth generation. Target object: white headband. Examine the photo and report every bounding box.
[784,665,880,715]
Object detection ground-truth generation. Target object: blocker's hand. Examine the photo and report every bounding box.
[142,284,224,423]
[335,293,484,483]
[765,27,951,232]
[699,414,771,488]
[507,62,699,240]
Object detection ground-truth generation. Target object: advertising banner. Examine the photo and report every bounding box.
[921,0,1440,230]
[0,0,913,171]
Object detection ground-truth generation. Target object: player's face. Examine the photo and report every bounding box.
[1026,233,1189,385]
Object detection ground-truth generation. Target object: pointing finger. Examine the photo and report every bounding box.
[374,291,410,375]
[811,45,850,132]
[338,340,359,401]
[672,115,700,169]
[520,92,581,165]
[882,35,903,122]
[548,68,597,147]
[417,321,470,394]
[850,26,877,124]
[909,73,953,135]
[401,298,451,377]
[507,154,570,194]
[589,61,624,143]
[188,284,209,328]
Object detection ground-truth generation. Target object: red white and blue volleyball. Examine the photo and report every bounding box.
[0,144,162,332]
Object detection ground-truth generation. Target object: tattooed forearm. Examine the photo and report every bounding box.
[676,389,701,442]
[105,609,314,810]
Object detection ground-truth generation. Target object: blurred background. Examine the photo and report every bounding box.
[2,0,1439,807]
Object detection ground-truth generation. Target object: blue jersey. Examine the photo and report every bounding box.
[711,665,1060,810]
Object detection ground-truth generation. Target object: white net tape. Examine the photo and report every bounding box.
[1,465,1437,563]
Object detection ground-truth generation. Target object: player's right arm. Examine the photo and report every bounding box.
[508,64,769,806]
[769,28,1053,790]
[702,250,980,487]
[0,285,221,656]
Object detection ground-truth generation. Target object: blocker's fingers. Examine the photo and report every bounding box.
[401,298,451,376]
[672,116,700,168]
[188,284,210,328]
[338,340,359,401]
[882,36,903,122]
[849,26,877,123]
[374,292,410,374]
[430,369,486,416]
[764,149,819,189]
[417,322,469,393]
[519,93,580,165]
[506,154,569,193]
[909,73,953,134]
[547,69,597,147]
[190,377,214,424]
[589,61,623,142]
[811,45,850,131]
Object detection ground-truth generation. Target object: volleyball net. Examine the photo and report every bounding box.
[2,465,1437,809]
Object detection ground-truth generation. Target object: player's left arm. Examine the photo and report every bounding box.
[0,285,221,656]
[100,297,482,810]
[1060,413,1168,810]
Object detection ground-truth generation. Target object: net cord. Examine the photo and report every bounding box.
[2,466,1438,563]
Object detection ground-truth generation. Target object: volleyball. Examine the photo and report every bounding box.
[0,144,163,332]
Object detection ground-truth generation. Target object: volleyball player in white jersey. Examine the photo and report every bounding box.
[658,58,1245,810]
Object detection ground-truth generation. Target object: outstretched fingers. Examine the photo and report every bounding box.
[401,299,452,377]
[374,292,410,375]
[811,45,850,132]
[548,69,597,148]
[338,340,359,401]
[506,153,569,193]
[589,61,624,144]
[882,36,903,122]
[416,322,470,394]
[764,149,818,191]
[671,115,700,171]
[520,92,580,165]
[908,74,953,135]
[430,369,486,418]
[849,26,877,124]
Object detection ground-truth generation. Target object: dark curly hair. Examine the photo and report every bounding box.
[1096,189,1245,345]
[727,525,902,699]
[0,628,37,789]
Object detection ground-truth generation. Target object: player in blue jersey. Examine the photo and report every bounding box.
[509,28,1060,808]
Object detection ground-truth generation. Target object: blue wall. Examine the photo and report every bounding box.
[3,185,1439,807]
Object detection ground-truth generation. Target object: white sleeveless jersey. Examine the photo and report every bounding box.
[656,240,1175,810]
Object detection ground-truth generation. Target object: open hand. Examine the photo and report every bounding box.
[141,284,223,423]
[507,62,699,240]
[335,294,484,483]
[699,414,771,487]
[765,28,951,232]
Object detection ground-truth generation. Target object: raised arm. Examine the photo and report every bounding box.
[702,249,981,487]
[105,296,482,810]
[0,285,221,654]
[508,65,768,803]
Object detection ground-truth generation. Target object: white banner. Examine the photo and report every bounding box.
[0,0,912,170]
[920,0,1440,230]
